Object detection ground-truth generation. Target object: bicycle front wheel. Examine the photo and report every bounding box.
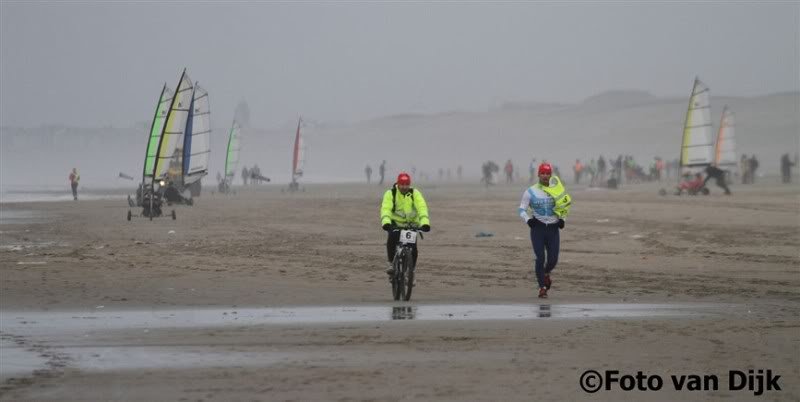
[402,249,415,301]
[391,256,403,301]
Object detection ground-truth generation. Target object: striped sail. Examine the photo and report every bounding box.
[153,69,193,182]
[680,77,714,168]
[224,120,241,180]
[143,84,174,182]
[182,84,210,184]
[714,106,736,167]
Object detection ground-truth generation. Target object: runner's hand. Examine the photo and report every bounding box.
[421,224,430,232]
[527,219,536,228]
[382,223,392,231]
[558,219,565,229]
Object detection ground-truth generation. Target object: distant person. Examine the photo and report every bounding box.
[649,159,657,181]
[573,159,583,184]
[528,158,537,184]
[250,165,261,184]
[588,159,597,186]
[704,165,731,195]
[241,166,249,186]
[250,165,270,184]
[504,159,514,184]
[457,165,463,181]
[518,163,571,299]
[780,153,794,184]
[380,172,430,275]
[438,168,444,182]
[378,160,386,185]
[749,155,759,183]
[597,156,607,182]
[481,161,498,188]
[740,154,750,184]
[365,164,373,183]
[68,168,80,200]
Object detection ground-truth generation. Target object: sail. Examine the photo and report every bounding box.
[152,69,193,182]
[142,84,174,182]
[292,117,305,180]
[182,84,211,184]
[714,106,736,167]
[680,77,714,168]
[224,120,241,180]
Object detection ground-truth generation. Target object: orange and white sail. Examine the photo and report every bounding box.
[714,106,736,167]
[292,117,306,181]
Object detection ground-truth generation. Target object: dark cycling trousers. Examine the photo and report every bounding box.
[386,231,418,265]
[530,224,560,289]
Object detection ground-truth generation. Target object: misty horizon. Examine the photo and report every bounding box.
[1,88,798,131]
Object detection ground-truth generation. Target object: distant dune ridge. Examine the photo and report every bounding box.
[1,91,797,188]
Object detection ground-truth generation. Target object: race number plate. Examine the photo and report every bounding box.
[399,230,417,244]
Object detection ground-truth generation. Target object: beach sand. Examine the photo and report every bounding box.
[1,180,798,401]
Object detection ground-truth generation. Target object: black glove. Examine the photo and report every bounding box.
[558,219,565,229]
[421,224,431,232]
[527,218,536,228]
[382,223,392,231]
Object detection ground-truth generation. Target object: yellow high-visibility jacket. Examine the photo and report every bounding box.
[380,185,430,228]
[536,175,572,218]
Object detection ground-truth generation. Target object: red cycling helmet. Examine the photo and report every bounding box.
[538,163,553,175]
[397,172,411,185]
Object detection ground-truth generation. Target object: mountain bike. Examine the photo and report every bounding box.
[390,226,421,301]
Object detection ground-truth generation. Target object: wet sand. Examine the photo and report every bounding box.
[1,181,798,401]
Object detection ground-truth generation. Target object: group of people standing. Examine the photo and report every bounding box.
[738,155,760,184]
[573,156,624,187]
[367,161,467,185]
[480,158,562,187]
[240,165,270,185]
[365,160,386,184]
[573,156,613,186]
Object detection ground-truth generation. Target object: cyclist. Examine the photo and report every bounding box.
[380,172,431,275]
[518,163,572,298]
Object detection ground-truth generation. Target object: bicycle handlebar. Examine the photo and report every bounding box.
[391,226,420,232]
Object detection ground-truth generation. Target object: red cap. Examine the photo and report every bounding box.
[397,172,411,185]
[538,163,553,175]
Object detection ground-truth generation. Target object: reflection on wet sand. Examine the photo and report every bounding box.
[392,306,417,320]
[1,303,727,336]
[392,305,553,320]
[538,304,551,318]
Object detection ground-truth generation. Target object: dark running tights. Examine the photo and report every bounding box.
[530,224,560,289]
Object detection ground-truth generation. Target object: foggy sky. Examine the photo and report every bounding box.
[1,2,798,129]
